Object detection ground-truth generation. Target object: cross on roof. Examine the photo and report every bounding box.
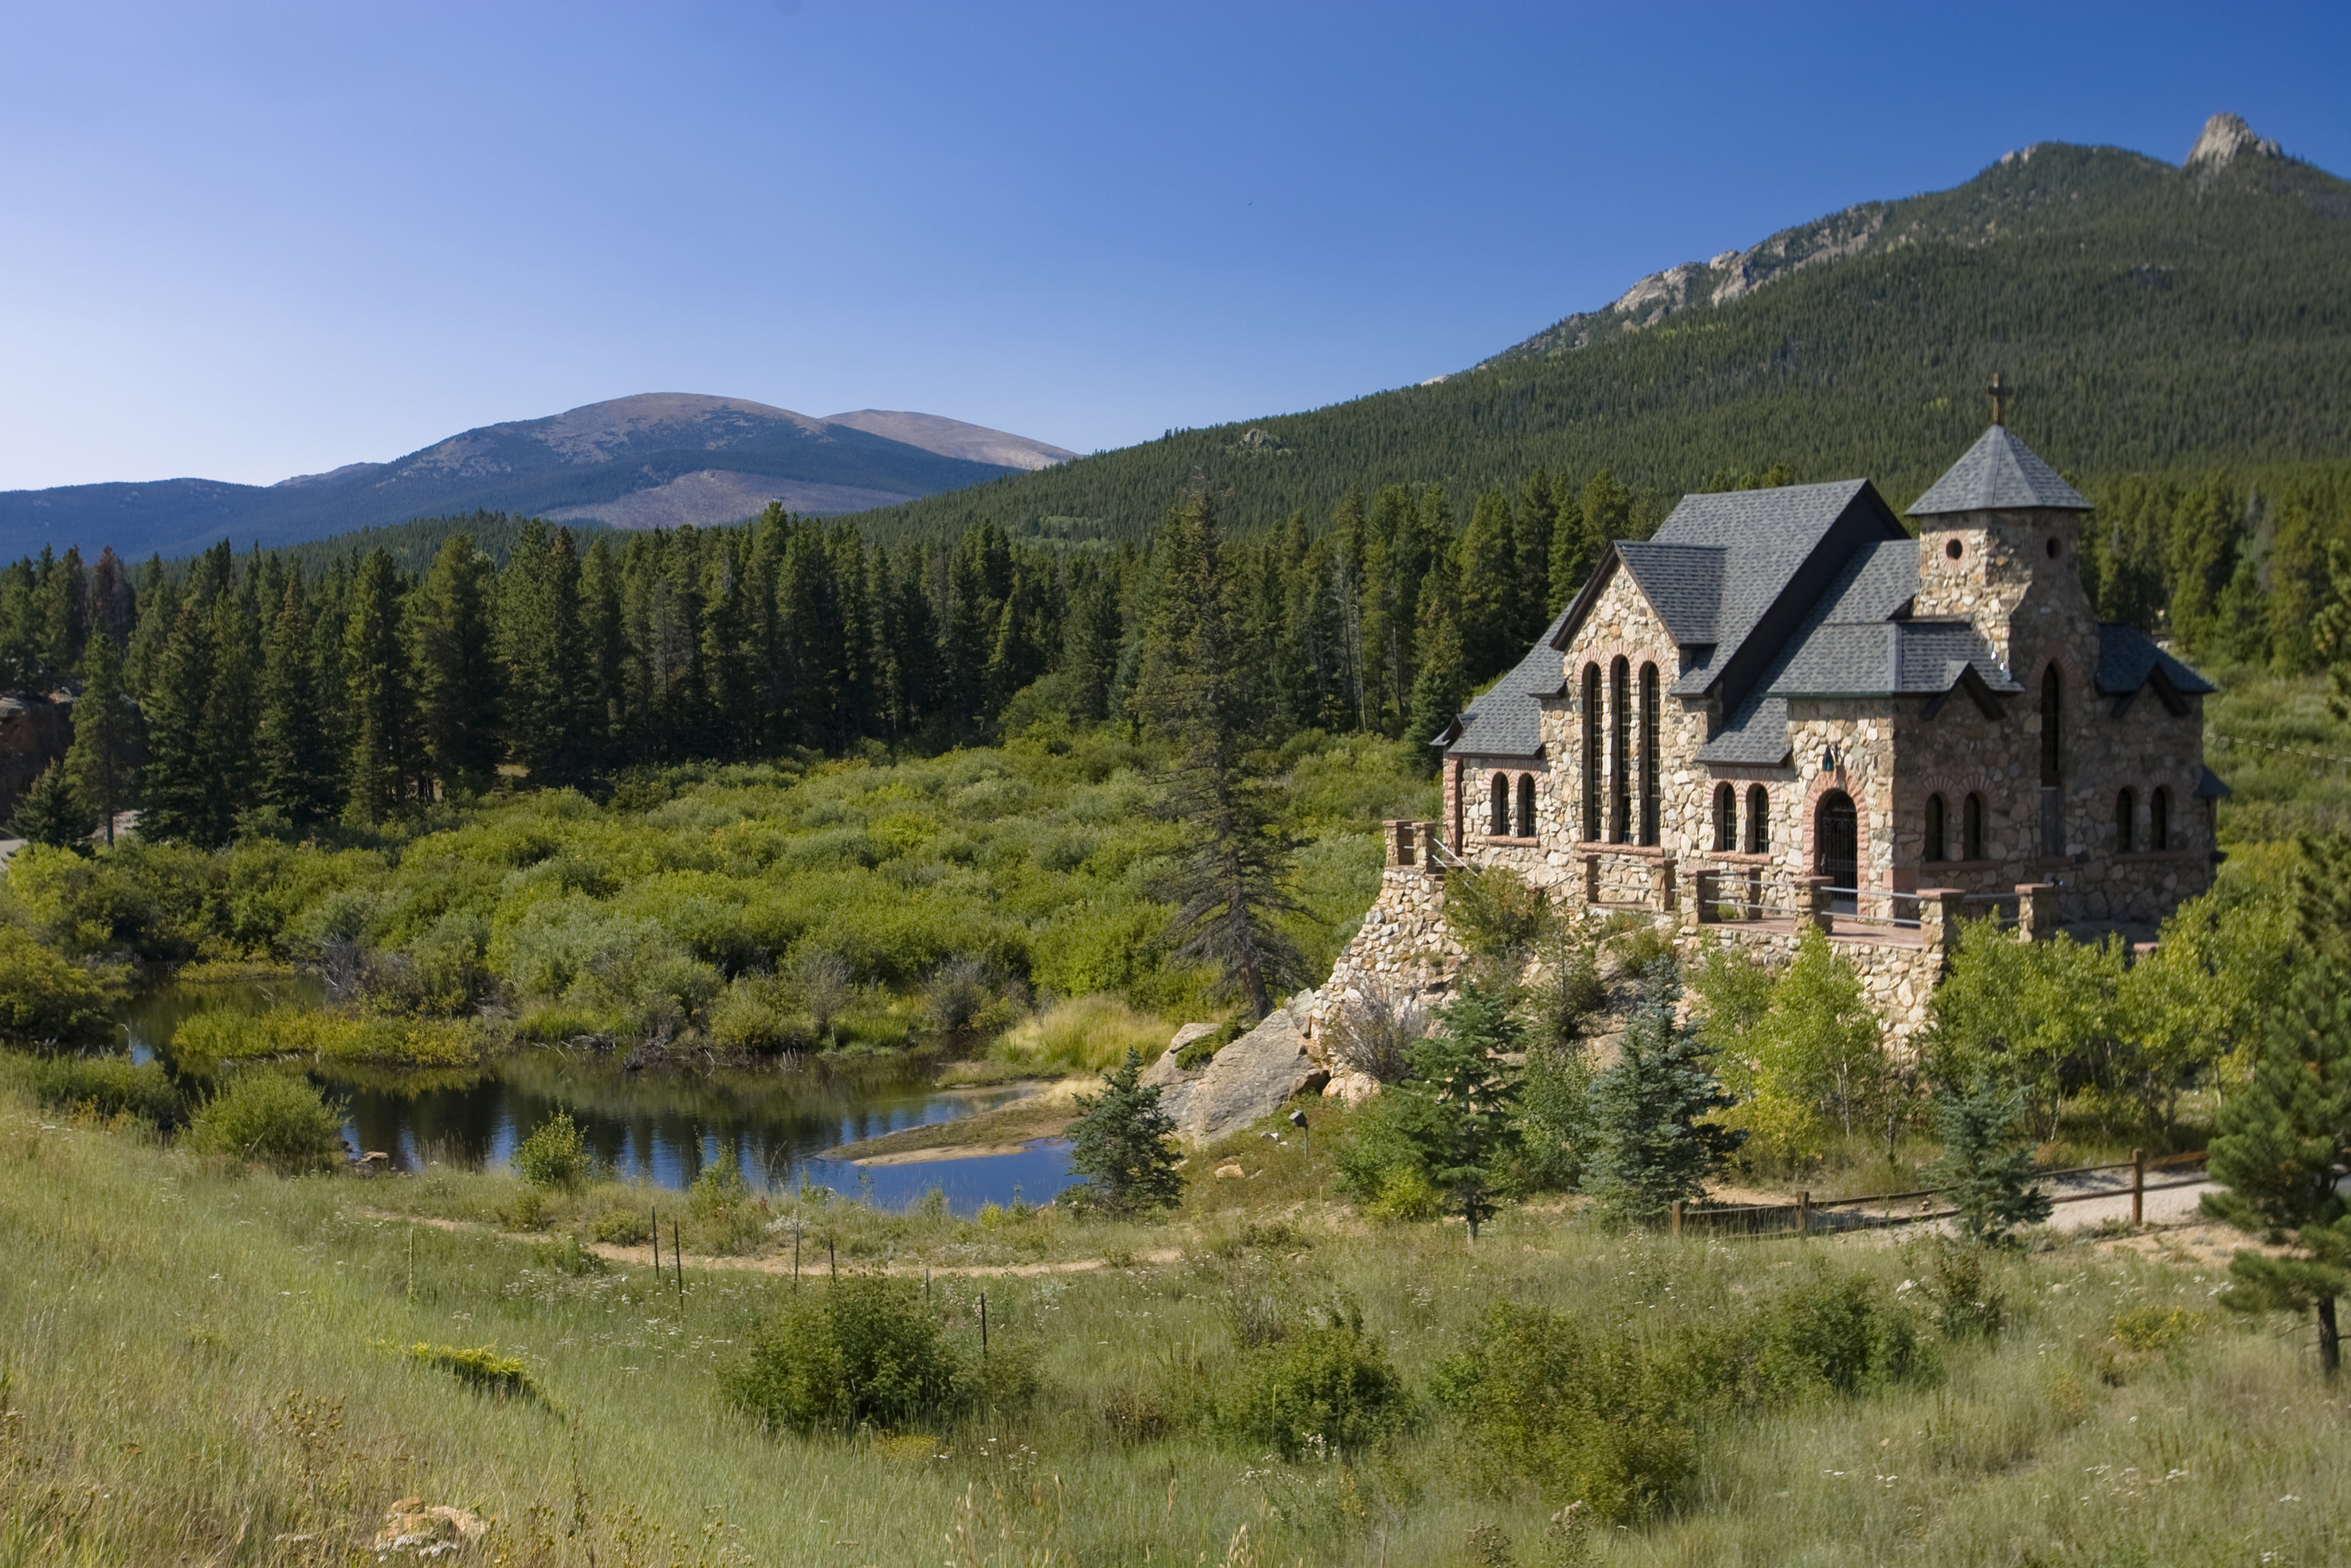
[1987,371,2012,427]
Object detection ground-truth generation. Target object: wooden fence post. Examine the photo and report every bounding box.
[2131,1148,2145,1226]
[1670,1199,1682,1238]
[1797,1190,1811,1237]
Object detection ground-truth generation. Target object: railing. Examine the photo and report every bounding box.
[1672,1149,2209,1239]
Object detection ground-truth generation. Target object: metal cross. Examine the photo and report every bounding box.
[1987,370,2012,427]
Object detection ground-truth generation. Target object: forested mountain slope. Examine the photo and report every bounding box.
[848,117,2351,546]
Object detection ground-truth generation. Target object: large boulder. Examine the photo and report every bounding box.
[1146,1008,1328,1146]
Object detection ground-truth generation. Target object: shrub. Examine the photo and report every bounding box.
[725,1273,964,1433]
[404,1342,542,1403]
[171,1007,481,1071]
[709,974,810,1055]
[184,1071,345,1174]
[590,1207,653,1246]
[1760,1266,1927,1396]
[1,1052,182,1126]
[1216,1316,1410,1459]
[1443,867,1549,960]
[1912,1235,2010,1341]
[993,995,1171,1074]
[1320,989,1425,1084]
[1064,1049,1183,1218]
[0,926,114,1048]
[689,1149,752,1216]
[1365,1165,1443,1222]
[512,1110,589,1189]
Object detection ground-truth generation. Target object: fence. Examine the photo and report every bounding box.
[1670,1148,2209,1240]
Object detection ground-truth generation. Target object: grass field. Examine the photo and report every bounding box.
[2,1083,2342,1568]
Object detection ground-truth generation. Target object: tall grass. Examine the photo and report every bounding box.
[2,1082,2343,1565]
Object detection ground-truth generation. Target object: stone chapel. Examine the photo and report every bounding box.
[1409,412,2225,1029]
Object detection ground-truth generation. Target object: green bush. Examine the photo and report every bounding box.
[1216,1317,1410,1459]
[512,1110,589,1189]
[184,1071,345,1174]
[0,926,114,1048]
[590,1207,654,1246]
[0,1052,182,1126]
[724,1273,966,1434]
[1442,866,1549,960]
[403,1342,542,1403]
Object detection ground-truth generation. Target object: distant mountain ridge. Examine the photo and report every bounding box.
[0,394,1072,562]
[846,112,2351,546]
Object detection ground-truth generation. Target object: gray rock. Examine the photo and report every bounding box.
[1155,1010,1329,1146]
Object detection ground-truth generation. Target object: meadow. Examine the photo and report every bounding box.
[2,1077,2341,1568]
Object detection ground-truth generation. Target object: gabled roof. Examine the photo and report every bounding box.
[1439,604,1573,759]
[1613,543,1727,645]
[1909,425,2092,516]
[2095,623,2218,696]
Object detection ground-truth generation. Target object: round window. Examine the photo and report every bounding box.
[1945,539,1963,561]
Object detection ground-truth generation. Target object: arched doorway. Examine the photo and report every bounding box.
[1815,791,1858,914]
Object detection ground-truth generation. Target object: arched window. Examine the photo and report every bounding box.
[1489,773,1509,836]
[1580,664,1602,842]
[1746,784,1769,853]
[2040,665,2062,785]
[2150,786,2171,851]
[2115,788,2137,854]
[1609,657,1630,843]
[1713,784,1735,851]
[1516,774,1537,839]
[1963,792,1987,862]
[1639,663,1661,847]
[1816,791,1859,913]
[1924,794,1948,863]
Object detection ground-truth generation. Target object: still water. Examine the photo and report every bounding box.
[116,983,1072,1215]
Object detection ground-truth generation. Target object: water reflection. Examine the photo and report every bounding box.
[116,980,1073,1214]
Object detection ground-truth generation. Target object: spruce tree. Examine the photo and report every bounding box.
[64,628,135,845]
[1515,468,1558,636]
[1135,491,1303,1018]
[1404,556,1469,753]
[344,549,414,822]
[1922,1081,2052,1247]
[2203,835,2351,1376]
[8,761,91,852]
[1583,959,1743,1227]
[410,535,500,797]
[204,592,260,829]
[137,599,221,844]
[256,577,342,832]
[497,522,589,787]
[1456,488,1521,680]
[1064,1048,1184,1217]
[1547,487,1596,616]
[1407,981,1523,1240]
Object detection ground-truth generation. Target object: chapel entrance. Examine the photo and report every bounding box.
[1815,791,1858,914]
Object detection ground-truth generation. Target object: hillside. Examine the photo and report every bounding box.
[845,114,2351,546]
[0,394,1070,562]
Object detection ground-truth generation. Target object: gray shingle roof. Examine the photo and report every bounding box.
[1613,543,1727,645]
[1441,605,1572,758]
[2095,624,2218,696]
[1909,426,2092,516]
[1696,696,1792,765]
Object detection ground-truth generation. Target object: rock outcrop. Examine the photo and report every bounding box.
[1143,1000,1327,1145]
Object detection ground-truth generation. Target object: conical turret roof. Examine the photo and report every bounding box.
[1909,425,2090,517]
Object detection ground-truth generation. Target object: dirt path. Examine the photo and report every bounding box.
[359,1208,1182,1277]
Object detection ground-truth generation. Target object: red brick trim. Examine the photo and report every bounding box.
[1801,767,1873,889]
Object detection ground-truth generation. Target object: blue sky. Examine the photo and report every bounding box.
[2,1,2344,491]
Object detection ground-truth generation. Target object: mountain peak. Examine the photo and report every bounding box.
[2185,112,2281,169]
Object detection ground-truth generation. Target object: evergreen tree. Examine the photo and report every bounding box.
[1135,491,1303,1017]
[137,599,221,844]
[1922,1081,2052,1247]
[410,534,501,797]
[2203,835,2351,1376]
[578,534,624,771]
[497,522,589,787]
[1404,554,1469,752]
[204,591,260,828]
[1406,981,1523,1240]
[1515,468,1558,637]
[8,761,91,852]
[1583,960,1743,1227]
[344,549,415,822]
[86,546,135,656]
[1063,1048,1184,1217]
[64,628,135,846]
[35,546,88,687]
[1456,488,1521,680]
[256,577,342,832]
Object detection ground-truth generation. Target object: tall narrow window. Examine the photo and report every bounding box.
[1609,657,1630,843]
[1639,662,1661,847]
[1714,783,1736,851]
[2115,788,2137,854]
[1925,794,1948,862]
[1516,774,1537,839]
[1746,784,1769,853]
[2150,787,2171,851]
[1489,773,1509,836]
[1580,664,1602,842]
[1964,792,1987,861]
[2040,666,2062,785]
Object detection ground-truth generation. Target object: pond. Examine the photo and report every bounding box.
[115,982,1073,1215]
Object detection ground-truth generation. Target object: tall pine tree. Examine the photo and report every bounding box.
[64,628,135,845]
[344,549,415,822]
[257,576,342,832]
[410,535,500,797]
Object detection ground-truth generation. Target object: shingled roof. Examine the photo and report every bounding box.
[1909,425,2092,516]
[1439,604,1575,759]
